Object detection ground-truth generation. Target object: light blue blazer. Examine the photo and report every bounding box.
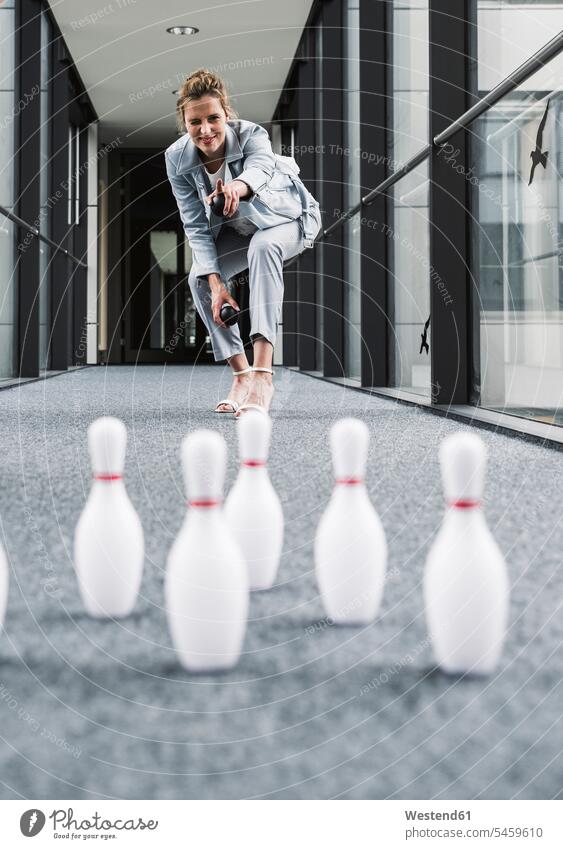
[164,119,322,279]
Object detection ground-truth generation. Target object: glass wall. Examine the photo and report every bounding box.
[315,20,324,373]
[478,1,562,92]
[391,0,429,163]
[388,0,430,396]
[277,0,563,433]
[343,0,361,380]
[0,0,16,379]
[39,7,53,372]
[184,236,196,347]
[475,50,563,423]
[0,4,96,379]
[389,174,431,396]
[68,125,80,228]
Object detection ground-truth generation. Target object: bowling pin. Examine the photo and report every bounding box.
[224,411,284,590]
[74,416,144,618]
[424,431,509,675]
[314,418,387,624]
[165,430,248,671]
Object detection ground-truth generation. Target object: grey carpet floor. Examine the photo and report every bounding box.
[0,364,562,800]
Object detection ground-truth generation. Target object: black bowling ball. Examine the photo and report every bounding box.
[211,193,226,215]
[220,303,240,327]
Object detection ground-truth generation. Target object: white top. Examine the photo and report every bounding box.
[205,159,228,193]
[204,160,258,237]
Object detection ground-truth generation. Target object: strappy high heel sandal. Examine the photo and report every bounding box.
[235,367,275,417]
[214,368,252,415]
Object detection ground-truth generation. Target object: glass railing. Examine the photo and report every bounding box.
[474,50,563,423]
[317,30,563,424]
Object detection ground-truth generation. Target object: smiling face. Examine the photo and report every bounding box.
[183,95,227,161]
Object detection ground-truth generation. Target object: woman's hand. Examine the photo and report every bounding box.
[208,274,240,327]
[206,178,249,218]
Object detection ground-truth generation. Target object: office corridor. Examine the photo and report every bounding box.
[0,365,562,799]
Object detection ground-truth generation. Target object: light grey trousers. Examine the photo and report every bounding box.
[188,218,305,362]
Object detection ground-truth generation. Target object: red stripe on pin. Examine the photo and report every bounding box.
[336,477,363,485]
[188,499,221,508]
[94,473,122,481]
[242,460,266,468]
[449,499,480,509]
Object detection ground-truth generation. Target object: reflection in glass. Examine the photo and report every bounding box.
[345,211,362,380]
[388,0,430,397]
[184,236,196,346]
[389,168,431,396]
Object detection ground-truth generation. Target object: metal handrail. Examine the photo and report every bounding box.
[319,29,563,243]
[0,204,87,269]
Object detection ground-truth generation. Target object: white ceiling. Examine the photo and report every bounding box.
[48,0,314,147]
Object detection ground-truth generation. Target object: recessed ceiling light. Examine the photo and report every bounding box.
[166,26,199,36]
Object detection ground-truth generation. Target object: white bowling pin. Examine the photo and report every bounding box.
[74,417,144,618]
[424,431,509,675]
[165,430,248,671]
[224,411,284,591]
[314,418,387,624]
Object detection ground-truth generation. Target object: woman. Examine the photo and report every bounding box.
[165,68,322,416]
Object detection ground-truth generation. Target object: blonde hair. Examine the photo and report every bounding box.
[176,68,238,134]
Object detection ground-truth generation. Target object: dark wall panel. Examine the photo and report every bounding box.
[17,0,41,377]
[429,0,472,405]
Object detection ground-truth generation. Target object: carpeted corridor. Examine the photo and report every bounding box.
[0,364,562,800]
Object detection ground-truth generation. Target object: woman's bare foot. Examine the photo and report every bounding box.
[235,371,274,417]
[215,372,251,413]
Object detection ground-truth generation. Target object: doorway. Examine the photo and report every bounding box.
[124,223,209,363]
[105,148,214,365]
